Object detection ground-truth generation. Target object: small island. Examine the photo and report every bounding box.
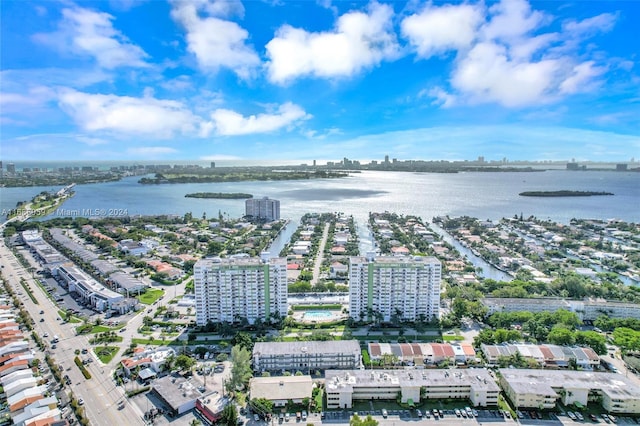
[519,190,614,197]
[185,192,253,199]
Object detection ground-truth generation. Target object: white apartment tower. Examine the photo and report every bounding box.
[245,197,280,221]
[194,254,287,326]
[349,255,441,323]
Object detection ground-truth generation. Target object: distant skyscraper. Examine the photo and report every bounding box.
[384,155,389,164]
[349,254,441,323]
[7,163,15,174]
[245,197,280,221]
[210,162,215,168]
[194,255,287,325]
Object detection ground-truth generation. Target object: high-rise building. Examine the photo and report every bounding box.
[7,163,16,174]
[349,254,441,323]
[194,254,287,326]
[245,197,280,221]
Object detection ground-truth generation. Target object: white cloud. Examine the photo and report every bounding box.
[560,61,607,94]
[170,0,259,78]
[200,154,243,161]
[426,87,456,108]
[562,13,617,36]
[402,0,617,108]
[401,3,484,58]
[451,42,562,107]
[58,89,197,137]
[32,6,148,69]
[77,136,109,146]
[204,102,311,136]
[126,147,179,155]
[482,0,547,42]
[160,75,194,92]
[266,2,399,84]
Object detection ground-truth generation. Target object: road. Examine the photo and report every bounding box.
[310,223,330,287]
[0,237,146,426]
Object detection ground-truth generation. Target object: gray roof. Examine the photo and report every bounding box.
[325,368,499,393]
[499,369,640,400]
[253,340,360,357]
[90,259,118,275]
[152,375,203,411]
[109,272,148,291]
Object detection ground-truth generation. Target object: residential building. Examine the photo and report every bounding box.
[245,197,280,221]
[253,340,361,373]
[249,375,313,407]
[194,254,287,326]
[499,369,640,414]
[481,343,600,369]
[325,369,499,409]
[366,342,475,366]
[120,347,176,375]
[482,297,640,321]
[349,254,441,323]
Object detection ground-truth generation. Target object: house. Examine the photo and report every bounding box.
[329,262,348,279]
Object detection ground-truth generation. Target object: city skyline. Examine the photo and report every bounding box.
[1,0,639,161]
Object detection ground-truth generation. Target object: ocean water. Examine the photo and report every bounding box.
[1,170,638,224]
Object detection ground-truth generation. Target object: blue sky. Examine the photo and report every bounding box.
[1,0,639,163]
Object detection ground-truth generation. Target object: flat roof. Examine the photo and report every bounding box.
[250,375,313,401]
[152,375,203,411]
[326,368,499,393]
[253,340,360,356]
[498,369,640,399]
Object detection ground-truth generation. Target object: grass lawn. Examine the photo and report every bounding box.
[132,337,177,346]
[93,346,119,363]
[442,335,464,341]
[76,324,115,334]
[137,289,164,305]
[314,389,324,412]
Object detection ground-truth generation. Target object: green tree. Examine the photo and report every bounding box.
[228,345,253,392]
[174,354,196,371]
[232,332,255,352]
[220,403,238,426]
[350,414,379,426]
[575,331,607,355]
[547,326,576,346]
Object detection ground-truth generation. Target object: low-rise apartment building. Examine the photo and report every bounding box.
[499,369,640,414]
[481,343,600,369]
[252,340,361,373]
[325,369,499,409]
[483,297,640,321]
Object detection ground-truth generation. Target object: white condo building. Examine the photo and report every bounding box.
[349,255,441,323]
[245,197,280,221]
[194,255,287,326]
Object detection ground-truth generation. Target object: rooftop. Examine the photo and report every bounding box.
[250,375,313,401]
[499,369,640,399]
[325,368,499,393]
[253,340,360,356]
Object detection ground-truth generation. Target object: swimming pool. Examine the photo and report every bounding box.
[303,311,333,319]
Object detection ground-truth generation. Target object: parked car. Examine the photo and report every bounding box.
[382,409,387,418]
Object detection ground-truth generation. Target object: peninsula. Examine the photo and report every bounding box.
[519,190,614,197]
[139,169,348,184]
[185,192,252,199]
